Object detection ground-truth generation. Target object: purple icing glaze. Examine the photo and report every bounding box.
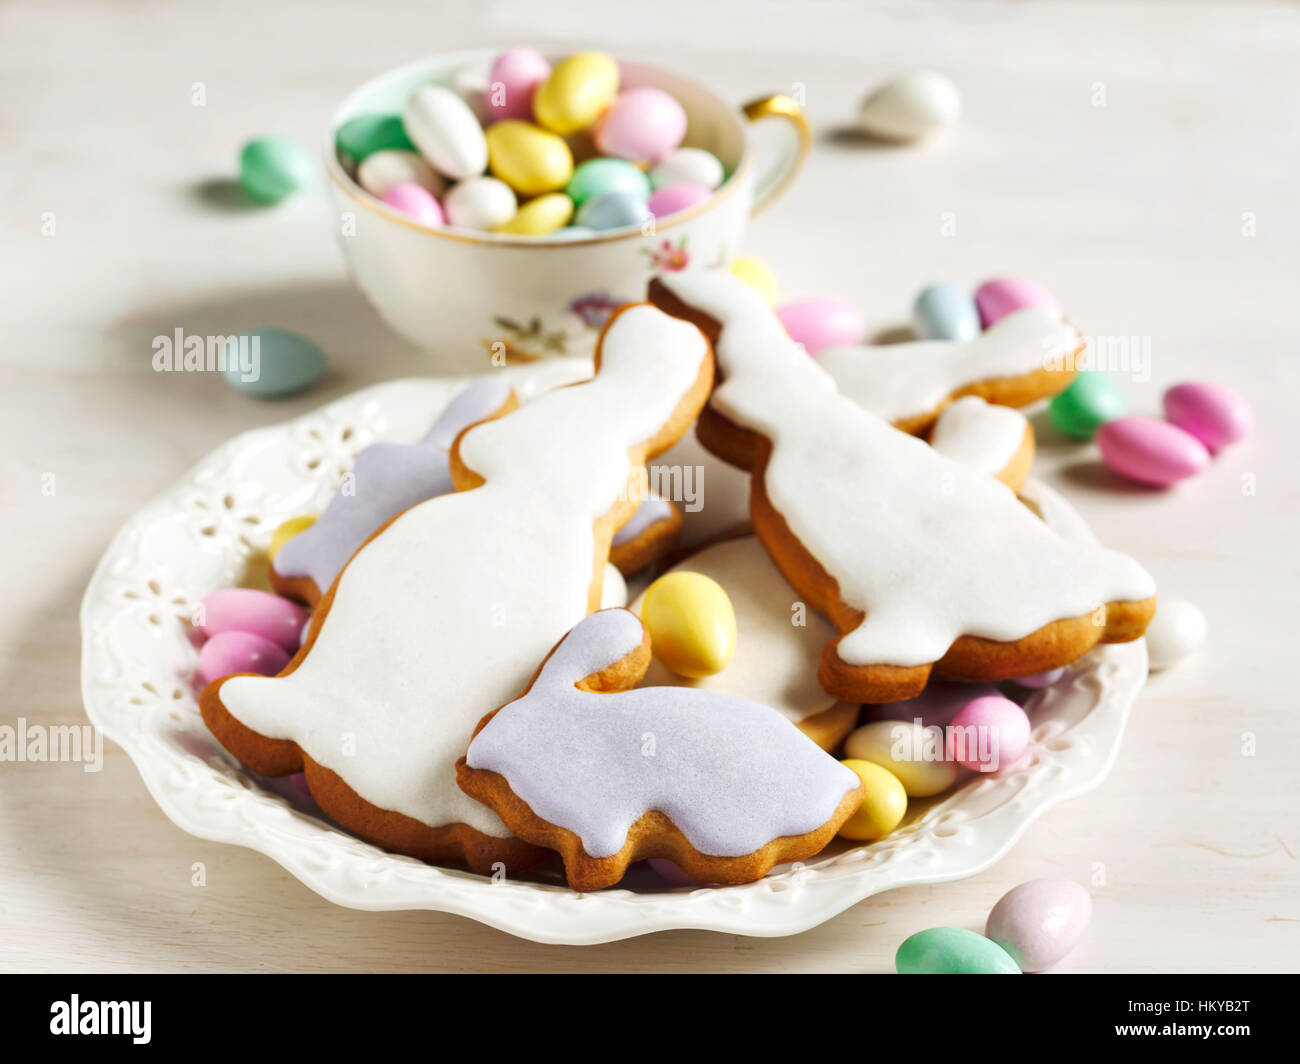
[273,378,510,592]
[612,491,674,547]
[466,609,861,860]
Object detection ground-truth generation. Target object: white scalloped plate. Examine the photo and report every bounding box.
[80,362,1148,945]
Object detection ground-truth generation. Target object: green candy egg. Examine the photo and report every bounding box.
[335,113,415,164]
[1049,372,1127,441]
[239,137,316,204]
[895,927,1021,974]
[565,157,651,208]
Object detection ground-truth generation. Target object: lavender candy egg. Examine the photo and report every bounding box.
[199,630,291,686]
[1011,667,1067,689]
[1097,416,1210,487]
[198,588,307,653]
[646,182,711,219]
[974,277,1059,328]
[776,298,866,356]
[593,87,687,163]
[1163,381,1253,453]
[986,877,1092,972]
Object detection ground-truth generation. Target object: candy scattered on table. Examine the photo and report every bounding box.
[337,48,732,236]
[199,630,291,685]
[974,276,1059,328]
[1163,381,1253,453]
[985,878,1092,972]
[1049,371,1128,441]
[844,720,960,797]
[268,515,317,563]
[222,328,327,398]
[1144,596,1208,671]
[857,71,961,144]
[912,282,980,341]
[1097,415,1210,487]
[836,759,908,841]
[380,182,445,227]
[895,926,1020,975]
[776,298,866,355]
[727,255,777,304]
[238,137,315,204]
[198,588,307,653]
[639,571,737,678]
[948,694,1031,773]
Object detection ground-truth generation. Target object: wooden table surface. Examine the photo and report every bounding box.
[2,0,1296,972]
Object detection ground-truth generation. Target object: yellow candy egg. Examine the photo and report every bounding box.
[845,720,961,798]
[268,514,316,562]
[533,51,620,135]
[837,759,908,841]
[639,571,737,679]
[728,255,778,305]
[485,120,575,196]
[494,192,574,236]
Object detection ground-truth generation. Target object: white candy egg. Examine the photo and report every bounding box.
[443,176,517,230]
[649,147,725,191]
[403,84,489,180]
[357,149,446,199]
[1145,596,1208,671]
[845,719,960,797]
[858,71,961,143]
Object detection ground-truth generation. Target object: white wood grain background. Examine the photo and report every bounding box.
[1,0,1297,972]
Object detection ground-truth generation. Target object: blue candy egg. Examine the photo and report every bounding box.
[575,190,652,232]
[913,282,981,342]
[223,328,326,398]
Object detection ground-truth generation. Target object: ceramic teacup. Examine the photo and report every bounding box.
[324,50,809,363]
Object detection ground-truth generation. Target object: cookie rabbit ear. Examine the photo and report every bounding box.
[534,609,652,696]
[420,378,516,450]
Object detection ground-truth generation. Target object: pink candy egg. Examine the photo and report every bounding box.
[1163,381,1253,453]
[777,299,866,355]
[593,87,687,162]
[646,182,711,219]
[1097,415,1210,487]
[974,277,1059,328]
[948,694,1031,773]
[380,181,445,227]
[986,877,1092,972]
[198,588,307,652]
[486,47,551,122]
[199,630,290,686]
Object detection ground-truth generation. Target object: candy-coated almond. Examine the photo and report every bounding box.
[1097,416,1210,487]
[836,759,907,840]
[1163,381,1253,453]
[986,878,1091,972]
[486,120,574,196]
[896,927,1021,974]
[494,192,574,236]
[639,571,736,678]
[533,51,619,135]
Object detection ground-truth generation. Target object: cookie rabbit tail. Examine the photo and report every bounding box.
[533,609,649,695]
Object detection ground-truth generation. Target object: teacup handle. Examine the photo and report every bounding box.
[742,94,812,217]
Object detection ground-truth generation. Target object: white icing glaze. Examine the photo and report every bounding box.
[600,563,627,609]
[817,306,1077,425]
[220,306,709,836]
[630,536,840,724]
[929,396,1028,475]
[466,609,860,859]
[657,269,1155,668]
